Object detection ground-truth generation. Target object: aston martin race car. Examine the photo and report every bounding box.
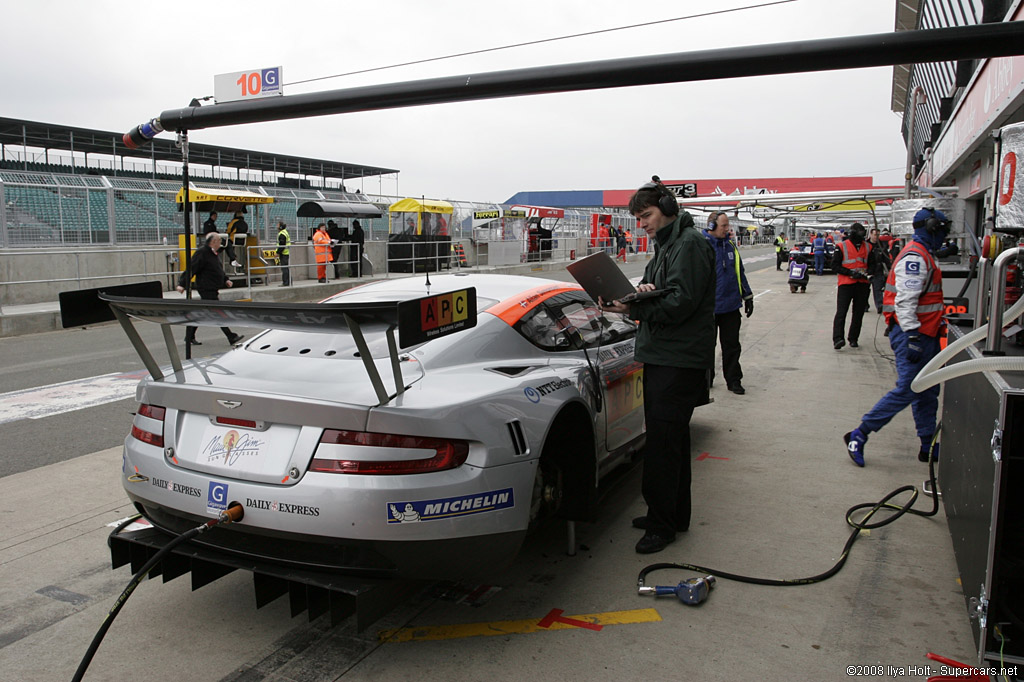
[111,273,647,580]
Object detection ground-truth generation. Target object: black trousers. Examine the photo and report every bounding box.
[870,273,886,311]
[641,364,707,537]
[184,289,235,342]
[279,252,290,286]
[833,282,870,344]
[714,309,743,387]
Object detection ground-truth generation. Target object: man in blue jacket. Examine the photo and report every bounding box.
[812,232,827,275]
[705,212,755,394]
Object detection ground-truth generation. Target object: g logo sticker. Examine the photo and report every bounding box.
[524,387,540,403]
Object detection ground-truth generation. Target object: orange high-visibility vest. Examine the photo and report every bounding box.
[882,241,945,336]
[313,230,333,263]
[836,240,868,286]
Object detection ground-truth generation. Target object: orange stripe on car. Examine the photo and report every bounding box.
[485,283,583,326]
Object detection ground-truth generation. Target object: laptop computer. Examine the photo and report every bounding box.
[566,251,667,304]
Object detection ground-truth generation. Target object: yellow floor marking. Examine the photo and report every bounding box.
[378,607,661,643]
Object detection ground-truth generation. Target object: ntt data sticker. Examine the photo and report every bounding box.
[387,488,514,523]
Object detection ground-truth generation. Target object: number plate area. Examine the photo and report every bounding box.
[172,413,303,482]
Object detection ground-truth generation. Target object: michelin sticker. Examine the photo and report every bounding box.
[387,488,515,523]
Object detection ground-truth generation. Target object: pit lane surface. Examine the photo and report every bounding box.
[3,249,976,681]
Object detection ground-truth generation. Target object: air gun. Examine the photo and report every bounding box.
[638,575,716,605]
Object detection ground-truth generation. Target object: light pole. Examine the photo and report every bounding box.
[904,86,927,199]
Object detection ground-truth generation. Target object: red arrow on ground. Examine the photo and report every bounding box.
[696,452,729,461]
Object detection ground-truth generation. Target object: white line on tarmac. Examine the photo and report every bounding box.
[0,370,147,425]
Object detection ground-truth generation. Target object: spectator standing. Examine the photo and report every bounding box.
[176,233,243,347]
[844,209,952,467]
[600,177,715,554]
[203,211,218,237]
[350,219,365,277]
[615,227,628,263]
[832,222,871,349]
[276,220,291,287]
[812,232,827,275]
[867,227,891,313]
[704,211,754,394]
[313,222,333,282]
[774,233,788,271]
[327,220,347,278]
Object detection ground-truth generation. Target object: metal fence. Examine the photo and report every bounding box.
[0,171,398,248]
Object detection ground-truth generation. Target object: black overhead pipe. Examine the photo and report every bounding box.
[129,22,1024,139]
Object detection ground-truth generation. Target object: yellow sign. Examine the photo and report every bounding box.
[790,200,876,212]
[175,188,275,204]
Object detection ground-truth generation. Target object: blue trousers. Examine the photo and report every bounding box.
[814,252,825,275]
[860,326,940,438]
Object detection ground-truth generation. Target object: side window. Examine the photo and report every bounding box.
[516,307,565,350]
[514,294,637,351]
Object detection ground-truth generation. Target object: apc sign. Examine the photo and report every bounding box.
[397,288,477,348]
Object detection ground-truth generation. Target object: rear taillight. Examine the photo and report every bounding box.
[131,403,165,447]
[310,429,469,475]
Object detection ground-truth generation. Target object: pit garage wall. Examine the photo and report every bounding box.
[917,3,1024,233]
[940,326,1024,666]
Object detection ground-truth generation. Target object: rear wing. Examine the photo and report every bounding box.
[100,289,476,406]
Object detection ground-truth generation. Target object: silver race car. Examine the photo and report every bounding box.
[111,273,646,580]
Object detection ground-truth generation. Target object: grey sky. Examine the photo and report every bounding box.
[2,0,906,202]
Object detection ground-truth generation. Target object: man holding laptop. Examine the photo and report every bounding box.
[598,177,716,554]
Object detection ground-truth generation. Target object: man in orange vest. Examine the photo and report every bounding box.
[831,223,871,350]
[313,222,333,283]
[844,208,951,467]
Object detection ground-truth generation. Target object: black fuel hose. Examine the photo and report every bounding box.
[72,505,243,682]
[638,432,941,589]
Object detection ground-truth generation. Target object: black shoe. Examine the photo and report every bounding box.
[834,340,845,350]
[635,533,675,554]
[318,278,327,283]
[632,516,688,533]
[727,383,745,395]
[849,340,859,348]
[227,334,244,345]
[187,339,201,346]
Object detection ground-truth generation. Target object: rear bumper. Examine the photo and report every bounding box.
[127,483,528,581]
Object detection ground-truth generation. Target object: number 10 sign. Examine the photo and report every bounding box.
[214,67,283,104]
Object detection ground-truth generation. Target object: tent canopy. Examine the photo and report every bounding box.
[175,187,274,213]
[388,198,453,214]
[296,201,384,218]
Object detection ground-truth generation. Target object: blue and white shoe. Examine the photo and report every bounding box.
[844,429,867,467]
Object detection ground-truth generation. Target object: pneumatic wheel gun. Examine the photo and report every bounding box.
[638,575,716,605]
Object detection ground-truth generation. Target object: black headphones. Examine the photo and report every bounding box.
[707,211,721,229]
[640,175,679,216]
[917,207,951,234]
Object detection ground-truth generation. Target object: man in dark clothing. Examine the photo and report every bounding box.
[203,212,218,236]
[350,220,365,277]
[326,220,348,278]
[832,222,871,349]
[176,232,244,347]
[704,211,754,394]
[867,227,891,313]
[600,177,716,555]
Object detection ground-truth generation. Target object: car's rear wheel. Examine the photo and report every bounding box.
[528,459,562,532]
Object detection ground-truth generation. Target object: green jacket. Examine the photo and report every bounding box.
[631,211,716,369]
